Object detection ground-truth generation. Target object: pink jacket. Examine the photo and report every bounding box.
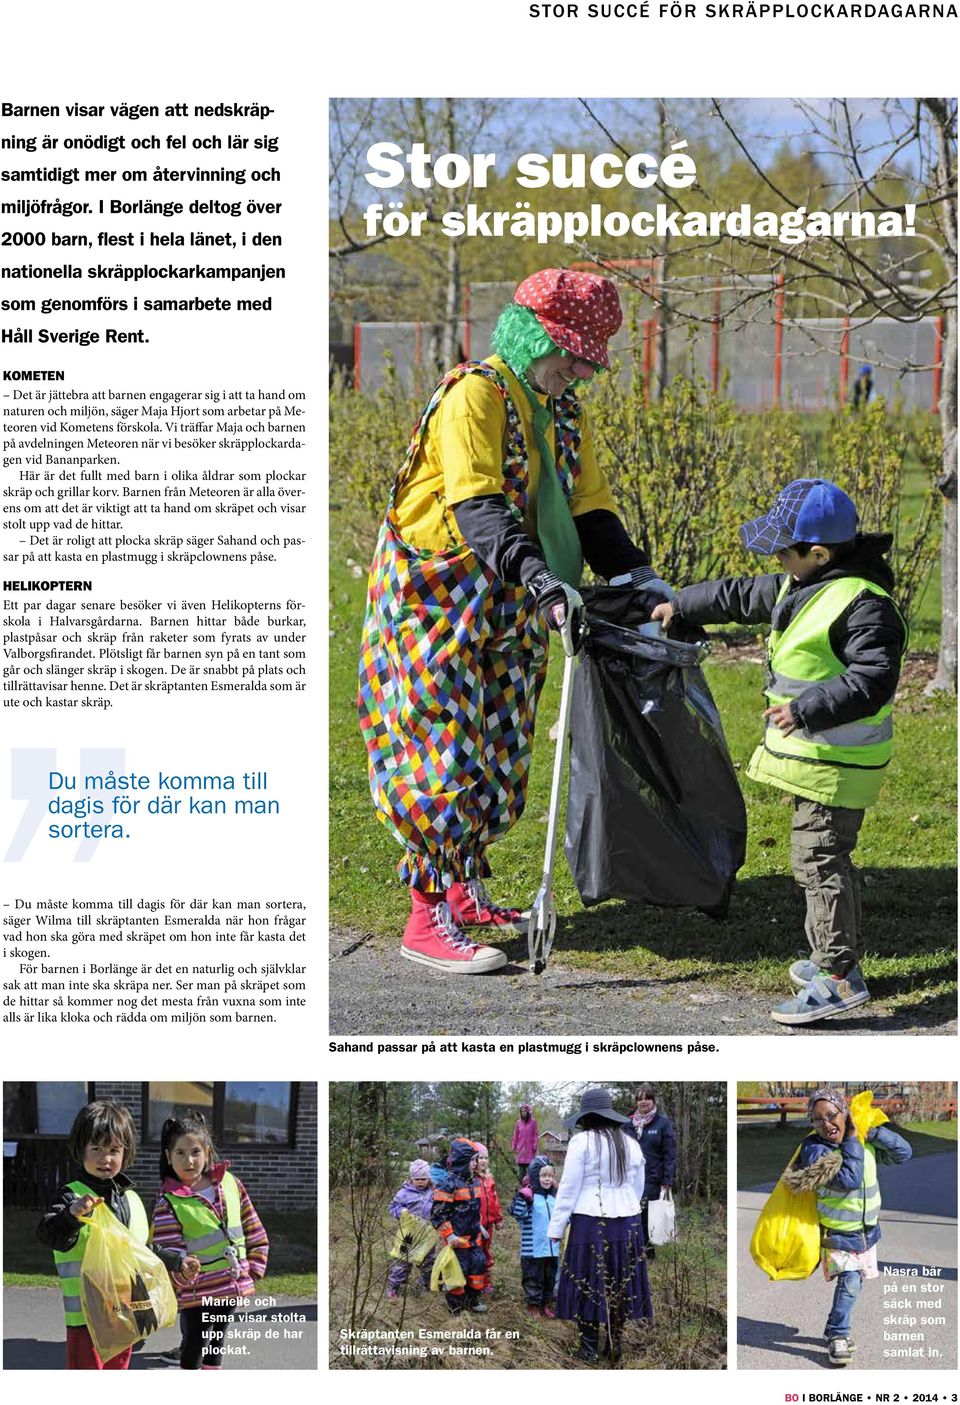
[151,1161,269,1309]
[512,1115,539,1162]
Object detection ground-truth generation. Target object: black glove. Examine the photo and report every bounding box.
[528,569,585,656]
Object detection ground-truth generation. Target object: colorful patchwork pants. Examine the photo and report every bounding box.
[359,518,548,892]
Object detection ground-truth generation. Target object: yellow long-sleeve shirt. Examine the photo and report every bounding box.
[393,355,616,554]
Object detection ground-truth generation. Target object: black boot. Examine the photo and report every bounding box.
[575,1319,600,1363]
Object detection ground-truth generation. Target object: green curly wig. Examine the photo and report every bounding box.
[491,303,558,377]
[490,302,604,389]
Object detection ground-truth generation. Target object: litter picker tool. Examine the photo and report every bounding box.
[527,609,580,974]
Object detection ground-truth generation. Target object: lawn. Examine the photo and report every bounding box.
[330,529,956,1025]
[2,1208,317,1298]
[737,1119,958,1188]
[329,1188,725,1370]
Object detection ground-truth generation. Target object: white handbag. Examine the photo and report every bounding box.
[646,1197,677,1245]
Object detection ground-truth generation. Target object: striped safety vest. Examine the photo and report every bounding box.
[53,1180,148,1328]
[162,1172,245,1274]
[747,575,906,808]
[817,1142,881,1234]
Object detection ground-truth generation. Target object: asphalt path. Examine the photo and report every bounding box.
[737,1150,958,1372]
[330,927,957,1038]
[2,1287,317,1370]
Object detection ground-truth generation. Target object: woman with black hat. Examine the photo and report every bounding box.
[548,1087,652,1363]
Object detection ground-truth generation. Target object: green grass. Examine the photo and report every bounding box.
[900,1118,958,1142]
[329,1190,725,1369]
[331,530,956,1026]
[737,1119,958,1187]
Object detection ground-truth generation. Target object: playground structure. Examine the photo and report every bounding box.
[351,268,943,413]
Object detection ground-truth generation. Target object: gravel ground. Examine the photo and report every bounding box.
[329,928,956,1037]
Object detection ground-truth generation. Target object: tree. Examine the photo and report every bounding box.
[585,98,957,691]
[329,97,501,370]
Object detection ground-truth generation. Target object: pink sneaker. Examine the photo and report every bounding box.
[447,879,527,931]
[401,898,507,974]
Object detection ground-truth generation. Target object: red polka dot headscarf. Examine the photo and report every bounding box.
[514,268,623,369]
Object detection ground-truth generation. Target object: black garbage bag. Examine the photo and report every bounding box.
[565,585,747,911]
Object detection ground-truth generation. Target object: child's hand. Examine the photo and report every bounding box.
[763,703,797,735]
[69,1194,102,1219]
[650,601,675,628]
[518,1185,533,1201]
[181,1255,202,1282]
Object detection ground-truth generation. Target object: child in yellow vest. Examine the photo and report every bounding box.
[652,480,906,1026]
[36,1099,199,1369]
[150,1110,269,1369]
[784,1089,912,1365]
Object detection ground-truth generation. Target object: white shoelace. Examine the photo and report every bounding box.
[464,879,514,918]
[431,901,476,950]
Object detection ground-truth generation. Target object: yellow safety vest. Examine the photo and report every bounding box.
[53,1180,148,1328]
[747,575,905,808]
[817,1143,881,1233]
[162,1172,245,1275]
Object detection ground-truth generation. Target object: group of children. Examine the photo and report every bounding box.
[387,1139,562,1317]
[37,1099,269,1370]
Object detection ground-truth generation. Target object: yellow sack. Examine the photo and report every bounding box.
[78,1203,177,1363]
[749,1147,821,1282]
[849,1090,888,1143]
[429,1245,466,1294]
[388,1210,440,1266]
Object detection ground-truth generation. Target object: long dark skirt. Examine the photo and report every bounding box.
[556,1213,653,1325]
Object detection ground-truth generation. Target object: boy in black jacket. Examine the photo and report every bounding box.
[652,479,906,1027]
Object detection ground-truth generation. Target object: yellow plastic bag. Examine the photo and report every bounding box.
[79,1203,177,1363]
[749,1147,821,1282]
[429,1244,466,1294]
[388,1210,439,1266]
[849,1090,888,1143]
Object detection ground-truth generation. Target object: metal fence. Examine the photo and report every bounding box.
[352,275,942,412]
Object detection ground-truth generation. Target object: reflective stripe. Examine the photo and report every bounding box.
[817,1202,871,1223]
[185,1230,223,1252]
[56,1261,82,1279]
[770,671,814,695]
[63,1295,82,1313]
[766,715,893,748]
[227,1226,244,1242]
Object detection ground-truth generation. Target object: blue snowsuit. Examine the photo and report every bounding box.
[509,1155,559,1308]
